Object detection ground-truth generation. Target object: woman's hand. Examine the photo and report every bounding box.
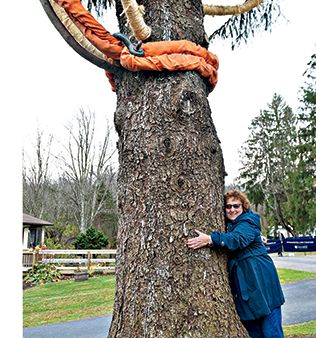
[187,230,212,249]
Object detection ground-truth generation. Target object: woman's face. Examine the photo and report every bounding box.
[225,197,243,221]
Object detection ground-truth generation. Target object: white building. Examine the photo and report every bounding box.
[22,213,53,249]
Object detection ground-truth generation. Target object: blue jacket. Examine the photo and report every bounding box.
[211,209,285,320]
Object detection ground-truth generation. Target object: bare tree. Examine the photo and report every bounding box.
[23,128,76,246]
[23,129,53,218]
[60,108,116,233]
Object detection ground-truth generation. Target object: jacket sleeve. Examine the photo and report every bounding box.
[211,221,258,251]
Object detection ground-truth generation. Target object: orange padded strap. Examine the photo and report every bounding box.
[142,40,219,69]
[54,0,219,91]
[120,48,218,89]
[55,0,123,60]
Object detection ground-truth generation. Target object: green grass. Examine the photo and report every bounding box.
[24,268,316,331]
[283,320,316,337]
[23,275,115,327]
[277,268,316,284]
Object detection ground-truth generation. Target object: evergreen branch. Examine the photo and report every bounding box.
[209,0,281,50]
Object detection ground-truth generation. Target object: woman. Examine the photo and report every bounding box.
[187,189,285,338]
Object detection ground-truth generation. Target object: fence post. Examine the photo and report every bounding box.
[87,251,91,272]
[278,233,285,257]
[32,252,37,272]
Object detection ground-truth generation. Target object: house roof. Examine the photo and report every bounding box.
[23,213,54,226]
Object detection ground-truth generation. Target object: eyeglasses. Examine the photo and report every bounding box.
[225,204,242,210]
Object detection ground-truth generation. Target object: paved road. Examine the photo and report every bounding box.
[24,315,112,338]
[24,255,316,338]
[282,278,316,325]
[271,254,316,272]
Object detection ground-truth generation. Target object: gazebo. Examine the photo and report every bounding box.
[22,213,53,249]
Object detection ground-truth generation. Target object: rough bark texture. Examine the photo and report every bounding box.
[109,1,249,337]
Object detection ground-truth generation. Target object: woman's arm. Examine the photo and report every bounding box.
[187,221,258,251]
[187,230,212,249]
[211,221,258,251]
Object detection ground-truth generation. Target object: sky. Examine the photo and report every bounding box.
[1,0,316,333]
[11,0,316,186]
[15,0,316,185]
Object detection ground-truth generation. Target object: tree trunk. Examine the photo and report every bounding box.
[109,1,249,336]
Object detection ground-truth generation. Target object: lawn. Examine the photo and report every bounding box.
[283,321,316,337]
[24,268,316,336]
[277,268,316,284]
[23,274,115,327]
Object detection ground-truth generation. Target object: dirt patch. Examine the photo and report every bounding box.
[23,281,36,290]
[23,275,74,290]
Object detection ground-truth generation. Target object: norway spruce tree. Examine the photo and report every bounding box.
[40,0,281,336]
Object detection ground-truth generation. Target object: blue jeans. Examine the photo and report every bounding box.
[241,306,284,338]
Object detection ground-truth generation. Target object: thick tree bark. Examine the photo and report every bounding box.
[109,1,249,337]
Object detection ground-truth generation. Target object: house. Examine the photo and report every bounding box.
[22,213,53,249]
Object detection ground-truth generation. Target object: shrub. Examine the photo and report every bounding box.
[44,238,63,249]
[74,226,109,249]
[24,263,62,285]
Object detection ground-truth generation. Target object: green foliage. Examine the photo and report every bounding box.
[45,221,79,249]
[298,52,316,170]
[289,51,316,235]
[44,238,63,250]
[74,226,109,249]
[24,264,62,285]
[282,166,315,234]
[238,49,316,236]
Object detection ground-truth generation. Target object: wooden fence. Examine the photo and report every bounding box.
[22,250,36,272]
[22,249,117,274]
